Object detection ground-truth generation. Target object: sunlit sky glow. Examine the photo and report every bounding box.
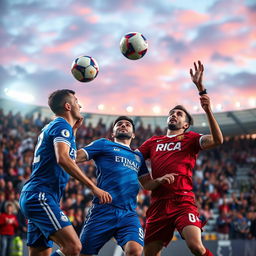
[0,0,255,115]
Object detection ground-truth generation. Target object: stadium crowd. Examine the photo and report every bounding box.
[0,108,256,254]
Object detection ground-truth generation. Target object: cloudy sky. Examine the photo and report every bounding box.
[0,0,255,115]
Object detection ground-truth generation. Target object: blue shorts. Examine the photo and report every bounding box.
[80,204,144,255]
[19,191,72,248]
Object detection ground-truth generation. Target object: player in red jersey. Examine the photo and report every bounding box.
[139,61,223,256]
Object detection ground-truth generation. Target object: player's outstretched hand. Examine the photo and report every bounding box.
[155,173,178,184]
[190,60,204,92]
[92,187,112,204]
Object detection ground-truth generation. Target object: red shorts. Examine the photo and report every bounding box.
[144,196,205,247]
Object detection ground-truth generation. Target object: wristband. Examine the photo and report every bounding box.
[199,89,207,96]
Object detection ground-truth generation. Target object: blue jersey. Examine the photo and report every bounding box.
[82,138,149,210]
[21,117,76,202]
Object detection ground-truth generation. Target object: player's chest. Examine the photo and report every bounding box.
[150,137,190,155]
[106,148,141,172]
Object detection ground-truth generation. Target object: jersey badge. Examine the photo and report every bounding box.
[135,154,141,163]
[61,129,70,138]
[177,135,184,140]
[60,211,69,222]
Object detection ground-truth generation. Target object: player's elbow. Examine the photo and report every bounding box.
[215,136,224,145]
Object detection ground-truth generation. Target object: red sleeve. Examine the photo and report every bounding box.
[138,138,152,160]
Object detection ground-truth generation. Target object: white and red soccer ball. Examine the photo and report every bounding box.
[120,32,148,60]
[71,56,99,82]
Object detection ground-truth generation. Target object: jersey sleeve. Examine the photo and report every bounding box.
[82,138,106,160]
[138,137,153,159]
[138,156,150,178]
[189,131,203,153]
[50,121,73,147]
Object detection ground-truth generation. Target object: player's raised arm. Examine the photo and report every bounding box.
[139,173,178,190]
[190,61,223,150]
[54,142,112,204]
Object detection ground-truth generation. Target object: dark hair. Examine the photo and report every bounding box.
[48,89,75,115]
[169,105,193,126]
[113,116,135,132]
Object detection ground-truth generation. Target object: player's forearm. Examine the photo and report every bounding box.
[140,179,160,191]
[143,181,160,190]
[58,158,96,190]
[205,108,223,145]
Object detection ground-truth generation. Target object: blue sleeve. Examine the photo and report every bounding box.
[50,121,73,147]
[82,138,106,160]
[138,154,150,178]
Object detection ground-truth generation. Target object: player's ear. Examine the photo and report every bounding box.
[132,133,135,139]
[64,102,71,111]
[111,132,115,138]
[183,122,189,130]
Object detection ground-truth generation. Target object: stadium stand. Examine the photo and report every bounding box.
[0,98,256,255]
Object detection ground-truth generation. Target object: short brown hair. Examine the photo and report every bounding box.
[48,89,75,115]
[169,105,193,126]
[113,116,135,132]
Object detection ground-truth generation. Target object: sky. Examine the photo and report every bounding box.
[0,0,256,116]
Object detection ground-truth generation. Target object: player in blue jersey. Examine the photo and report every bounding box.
[19,89,112,256]
[76,116,177,256]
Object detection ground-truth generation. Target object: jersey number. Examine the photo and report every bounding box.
[139,227,144,240]
[33,132,44,164]
[188,213,196,223]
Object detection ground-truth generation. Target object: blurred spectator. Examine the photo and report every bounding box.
[0,202,19,256]
[216,211,231,240]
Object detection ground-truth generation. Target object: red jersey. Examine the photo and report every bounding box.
[139,131,202,202]
[0,213,18,235]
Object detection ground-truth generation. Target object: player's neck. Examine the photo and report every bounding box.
[114,138,131,147]
[166,129,185,136]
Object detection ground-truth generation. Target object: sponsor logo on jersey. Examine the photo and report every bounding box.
[113,147,120,151]
[156,142,181,151]
[61,129,70,138]
[115,156,139,172]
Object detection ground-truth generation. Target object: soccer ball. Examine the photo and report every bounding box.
[71,56,99,82]
[120,32,148,60]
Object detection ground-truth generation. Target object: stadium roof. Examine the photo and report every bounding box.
[1,98,255,137]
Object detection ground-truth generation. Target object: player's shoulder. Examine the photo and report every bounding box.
[85,138,109,147]
[146,135,165,142]
[48,117,71,130]
[185,131,202,138]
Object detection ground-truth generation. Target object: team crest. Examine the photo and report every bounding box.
[61,129,70,138]
[135,154,141,163]
[177,135,184,140]
[60,211,69,222]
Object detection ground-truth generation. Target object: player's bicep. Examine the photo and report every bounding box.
[54,142,70,164]
[76,149,88,163]
[200,135,216,150]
